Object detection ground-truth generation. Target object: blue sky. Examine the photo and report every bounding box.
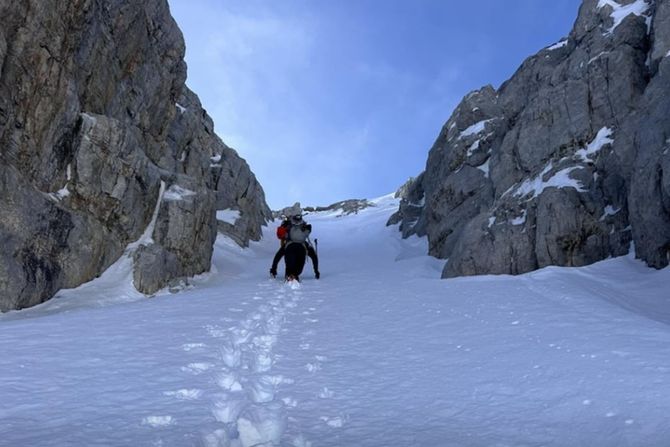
[168,0,582,209]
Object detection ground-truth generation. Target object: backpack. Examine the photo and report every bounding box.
[288,222,311,244]
[276,219,290,240]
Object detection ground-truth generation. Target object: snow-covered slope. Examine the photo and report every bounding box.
[2,196,670,446]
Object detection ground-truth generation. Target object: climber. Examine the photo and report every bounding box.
[270,214,319,281]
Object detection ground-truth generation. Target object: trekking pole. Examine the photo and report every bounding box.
[314,238,318,256]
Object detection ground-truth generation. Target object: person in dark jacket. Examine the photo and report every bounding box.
[270,214,319,280]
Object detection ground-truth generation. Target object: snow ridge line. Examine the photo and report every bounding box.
[201,282,304,447]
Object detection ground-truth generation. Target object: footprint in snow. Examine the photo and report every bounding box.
[248,376,276,403]
[211,395,246,424]
[254,352,273,373]
[220,344,242,368]
[202,429,230,447]
[286,281,301,290]
[236,402,287,447]
[215,372,243,392]
[253,334,278,350]
[249,374,296,404]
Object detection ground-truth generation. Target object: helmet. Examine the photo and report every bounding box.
[290,214,303,224]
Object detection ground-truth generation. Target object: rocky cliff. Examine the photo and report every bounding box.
[390,0,670,278]
[0,0,271,311]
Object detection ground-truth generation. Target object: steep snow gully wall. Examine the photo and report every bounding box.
[390,0,670,278]
[0,0,271,311]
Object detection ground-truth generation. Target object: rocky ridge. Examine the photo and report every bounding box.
[303,199,375,216]
[272,199,376,221]
[391,0,670,278]
[0,0,271,311]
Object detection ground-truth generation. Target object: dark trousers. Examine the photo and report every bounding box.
[284,242,307,278]
[272,243,319,275]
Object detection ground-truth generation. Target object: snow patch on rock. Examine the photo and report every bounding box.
[600,205,622,221]
[509,164,585,199]
[458,119,494,140]
[466,139,480,157]
[597,0,652,35]
[575,127,614,161]
[510,210,527,226]
[163,184,196,201]
[547,39,568,51]
[476,159,490,177]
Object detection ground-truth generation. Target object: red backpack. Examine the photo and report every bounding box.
[276,220,290,240]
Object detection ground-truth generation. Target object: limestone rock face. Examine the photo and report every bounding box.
[0,0,270,310]
[391,0,670,278]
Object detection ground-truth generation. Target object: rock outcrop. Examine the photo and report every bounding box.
[303,199,376,216]
[272,199,376,220]
[0,0,271,311]
[391,0,670,278]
